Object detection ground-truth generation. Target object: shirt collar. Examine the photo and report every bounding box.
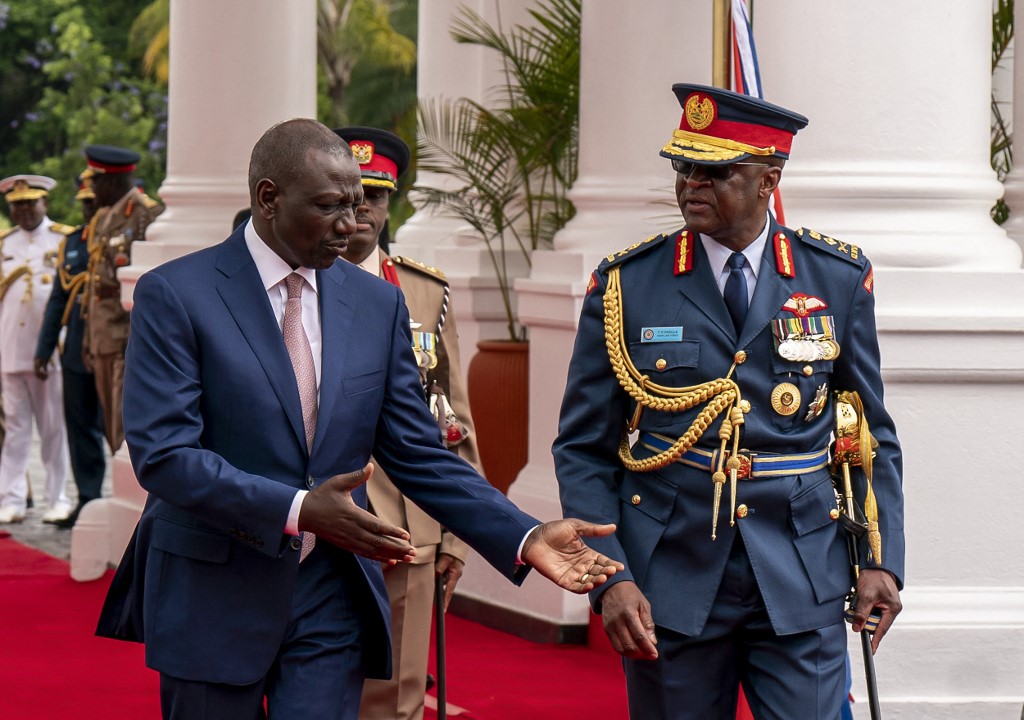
[355,246,381,277]
[243,219,318,295]
[699,211,772,279]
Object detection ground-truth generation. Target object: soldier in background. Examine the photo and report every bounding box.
[82,145,164,453]
[34,172,106,528]
[335,126,475,720]
[0,175,72,524]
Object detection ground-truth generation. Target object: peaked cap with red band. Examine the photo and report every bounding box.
[660,83,808,165]
[334,126,410,192]
[84,144,140,174]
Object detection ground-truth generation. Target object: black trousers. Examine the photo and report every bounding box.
[62,368,105,503]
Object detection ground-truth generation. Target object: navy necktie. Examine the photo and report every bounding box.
[724,252,748,334]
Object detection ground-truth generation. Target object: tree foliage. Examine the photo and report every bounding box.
[0,0,166,228]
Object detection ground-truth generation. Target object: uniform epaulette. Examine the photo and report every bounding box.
[49,222,78,235]
[0,226,16,241]
[600,233,667,270]
[795,227,866,267]
[140,193,161,209]
[392,255,447,283]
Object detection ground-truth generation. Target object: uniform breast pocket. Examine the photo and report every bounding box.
[768,355,833,431]
[627,340,702,429]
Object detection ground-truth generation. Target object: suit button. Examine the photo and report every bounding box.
[830,508,840,520]
[735,504,749,519]
[306,476,315,488]
[655,359,667,371]
[290,537,302,551]
[631,494,641,506]
[802,365,814,376]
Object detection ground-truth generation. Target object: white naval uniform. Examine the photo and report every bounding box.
[0,219,70,514]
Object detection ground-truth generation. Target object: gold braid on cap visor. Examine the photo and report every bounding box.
[661,128,778,162]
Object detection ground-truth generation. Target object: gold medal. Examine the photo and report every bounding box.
[771,382,801,416]
[817,339,841,361]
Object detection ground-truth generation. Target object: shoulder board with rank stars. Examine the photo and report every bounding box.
[795,227,866,267]
[48,222,78,235]
[392,255,448,283]
[601,233,666,270]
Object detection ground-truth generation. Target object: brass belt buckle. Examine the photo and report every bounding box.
[724,451,751,479]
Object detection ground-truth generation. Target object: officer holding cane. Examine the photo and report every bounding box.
[553,84,905,719]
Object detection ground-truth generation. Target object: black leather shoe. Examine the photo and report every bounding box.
[54,503,84,529]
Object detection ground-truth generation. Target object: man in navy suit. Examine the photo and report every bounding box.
[97,118,621,720]
[553,85,905,719]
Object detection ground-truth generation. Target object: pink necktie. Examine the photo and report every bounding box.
[283,273,317,561]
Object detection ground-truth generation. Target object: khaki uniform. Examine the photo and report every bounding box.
[84,187,163,452]
[359,251,475,720]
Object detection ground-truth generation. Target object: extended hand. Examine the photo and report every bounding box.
[852,568,902,653]
[520,519,623,594]
[298,464,416,565]
[33,357,49,381]
[601,581,658,660]
[435,553,464,611]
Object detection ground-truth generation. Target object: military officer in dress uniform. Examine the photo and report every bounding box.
[0,175,72,524]
[34,172,107,528]
[334,127,475,720]
[82,144,164,453]
[553,85,906,719]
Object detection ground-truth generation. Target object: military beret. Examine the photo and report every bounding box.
[0,175,56,203]
[84,144,141,174]
[333,126,411,192]
[661,83,808,165]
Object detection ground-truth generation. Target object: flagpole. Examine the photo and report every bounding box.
[712,0,731,88]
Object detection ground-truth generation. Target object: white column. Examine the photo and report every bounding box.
[71,0,318,581]
[393,0,539,362]
[751,3,1024,718]
[463,0,713,630]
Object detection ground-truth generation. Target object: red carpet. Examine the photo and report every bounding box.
[0,536,748,719]
[0,537,160,719]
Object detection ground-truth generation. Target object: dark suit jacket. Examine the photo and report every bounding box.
[35,226,90,373]
[97,227,537,684]
[554,220,904,638]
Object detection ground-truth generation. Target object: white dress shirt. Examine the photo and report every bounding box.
[242,221,319,535]
[699,211,771,304]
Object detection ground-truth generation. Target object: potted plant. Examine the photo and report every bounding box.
[413,0,580,491]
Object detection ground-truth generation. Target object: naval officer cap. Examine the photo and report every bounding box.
[84,144,141,174]
[660,83,809,165]
[0,174,57,203]
[333,126,411,192]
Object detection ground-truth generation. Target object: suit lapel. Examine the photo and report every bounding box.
[677,238,735,339]
[214,232,307,453]
[737,222,793,349]
[312,262,355,452]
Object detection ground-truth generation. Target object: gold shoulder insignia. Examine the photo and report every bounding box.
[49,222,78,235]
[392,256,447,283]
[140,193,161,209]
[0,227,17,241]
[795,227,865,266]
[602,234,666,268]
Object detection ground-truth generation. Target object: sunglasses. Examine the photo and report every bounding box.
[671,159,774,181]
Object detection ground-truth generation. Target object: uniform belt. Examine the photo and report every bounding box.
[638,432,829,479]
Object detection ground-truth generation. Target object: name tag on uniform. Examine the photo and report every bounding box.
[641,326,683,343]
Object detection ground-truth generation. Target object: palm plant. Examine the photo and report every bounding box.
[414,0,580,341]
[991,0,1013,224]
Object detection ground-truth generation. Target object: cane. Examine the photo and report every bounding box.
[834,392,883,720]
[434,574,447,720]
